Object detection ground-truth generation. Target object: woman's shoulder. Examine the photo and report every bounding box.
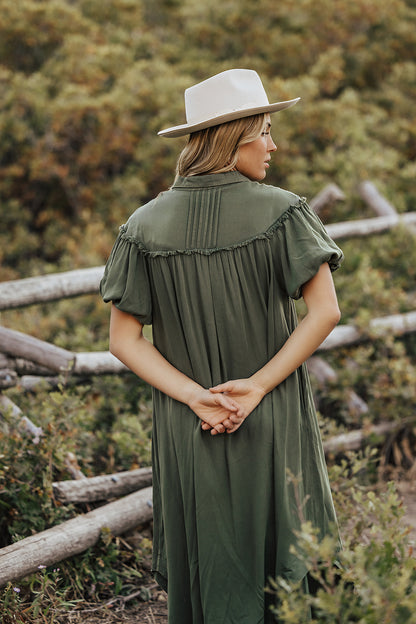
[121,192,171,238]
[252,181,302,211]
[223,179,304,229]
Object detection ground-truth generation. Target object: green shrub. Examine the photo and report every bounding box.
[269,455,416,623]
[0,378,151,546]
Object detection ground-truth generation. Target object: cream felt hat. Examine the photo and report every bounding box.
[158,69,300,138]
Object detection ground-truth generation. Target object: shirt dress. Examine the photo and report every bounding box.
[100,171,344,624]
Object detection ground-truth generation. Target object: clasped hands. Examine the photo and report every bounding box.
[188,379,266,436]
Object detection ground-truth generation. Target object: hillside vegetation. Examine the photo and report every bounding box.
[1,0,415,280]
[0,1,416,621]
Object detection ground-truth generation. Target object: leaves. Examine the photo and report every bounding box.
[0,0,415,277]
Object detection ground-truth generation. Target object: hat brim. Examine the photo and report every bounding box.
[158,98,300,138]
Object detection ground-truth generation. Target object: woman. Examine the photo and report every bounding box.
[100,69,343,623]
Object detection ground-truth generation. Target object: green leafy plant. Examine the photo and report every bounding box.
[269,456,416,623]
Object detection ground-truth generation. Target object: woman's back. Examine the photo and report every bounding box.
[102,171,340,387]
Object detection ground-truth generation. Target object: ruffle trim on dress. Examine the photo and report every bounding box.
[119,198,311,258]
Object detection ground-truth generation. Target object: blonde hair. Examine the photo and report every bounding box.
[176,113,267,177]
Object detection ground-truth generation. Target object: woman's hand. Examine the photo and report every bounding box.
[187,387,245,435]
[109,306,242,436]
[202,378,266,434]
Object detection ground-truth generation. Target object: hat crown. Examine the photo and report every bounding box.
[185,69,269,125]
[158,68,300,137]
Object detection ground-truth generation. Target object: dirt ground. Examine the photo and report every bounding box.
[56,481,416,624]
[55,579,168,624]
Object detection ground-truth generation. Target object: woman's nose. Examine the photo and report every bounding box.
[268,136,277,152]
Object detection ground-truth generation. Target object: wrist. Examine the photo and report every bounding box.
[182,380,204,408]
[249,375,269,398]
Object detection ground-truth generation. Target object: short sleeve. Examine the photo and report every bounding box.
[272,199,343,299]
[100,229,152,325]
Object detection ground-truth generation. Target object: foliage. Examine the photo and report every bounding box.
[0,379,152,547]
[0,378,152,620]
[0,529,152,623]
[0,0,416,279]
[269,455,416,623]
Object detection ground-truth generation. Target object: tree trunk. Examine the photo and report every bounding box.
[53,467,153,503]
[0,487,153,586]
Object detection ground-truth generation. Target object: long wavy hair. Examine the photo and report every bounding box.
[176,113,266,177]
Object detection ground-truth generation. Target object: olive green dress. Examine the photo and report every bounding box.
[100,171,343,624]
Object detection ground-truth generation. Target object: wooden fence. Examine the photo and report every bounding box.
[1,181,416,585]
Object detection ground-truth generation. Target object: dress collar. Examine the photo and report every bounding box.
[172,171,249,189]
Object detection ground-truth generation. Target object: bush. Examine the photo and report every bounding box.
[0,378,152,547]
[0,377,153,620]
[269,455,416,623]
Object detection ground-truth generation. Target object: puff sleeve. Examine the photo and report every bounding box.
[100,229,152,325]
[272,198,343,299]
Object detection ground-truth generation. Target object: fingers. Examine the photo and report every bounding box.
[214,393,245,419]
[229,413,244,424]
[201,417,238,434]
[201,415,245,436]
[214,392,245,417]
[214,392,238,412]
[201,418,233,432]
[209,382,233,394]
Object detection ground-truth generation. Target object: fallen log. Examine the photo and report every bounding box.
[0,368,17,389]
[307,356,368,416]
[74,351,128,375]
[19,375,60,392]
[53,467,153,503]
[0,354,57,377]
[358,181,397,217]
[323,421,398,455]
[0,266,104,311]
[319,311,416,350]
[0,327,74,373]
[0,370,59,393]
[64,452,86,480]
[307,356,337,383]
[0,486,153,586]
[326,212,416,240]
[310,183,345,214]
[0,394,43,443]
[0,352,127,377]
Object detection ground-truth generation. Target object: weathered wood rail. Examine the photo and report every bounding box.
[0,487,153,586]
[1,180,415,586]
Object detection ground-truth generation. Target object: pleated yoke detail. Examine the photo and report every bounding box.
[185,187,222,250]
